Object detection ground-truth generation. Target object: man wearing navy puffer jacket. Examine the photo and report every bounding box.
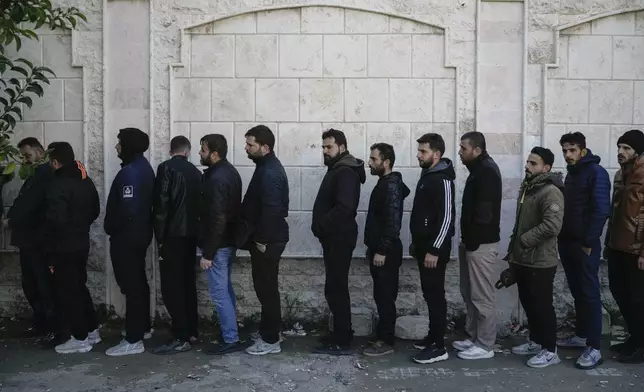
[557,132,611,370]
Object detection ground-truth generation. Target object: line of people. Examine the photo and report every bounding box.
[6,126,643,369]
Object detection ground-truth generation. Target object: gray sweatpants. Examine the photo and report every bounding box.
[459,242,499,350]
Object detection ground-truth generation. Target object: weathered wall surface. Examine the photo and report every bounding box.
[1,0,643,331]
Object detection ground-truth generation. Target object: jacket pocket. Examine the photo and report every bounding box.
[520,247,536,265]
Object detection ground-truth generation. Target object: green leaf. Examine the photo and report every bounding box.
[19,164,34,180]
[17,96,32,108]
[9,78,20,86]
[6,89,15,100]
[3,162,16,175]
[0,97,8,107]
[10,65,28,78]
[14,35,21,51]
[15,58,33,69]
[9,107,22,120]
[1,113,16,129]
[26,84,44,97]
[34,66,55,75]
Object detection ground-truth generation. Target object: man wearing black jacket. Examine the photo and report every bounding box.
[43,142,101,354]
[454,131,502,360]
[311,128,366,356]
[238,125,289,356]
[197,133,246,356]
[362,143,410,357]
[152,136,202,355]
[409,133,456,365]
[5,137,58,342]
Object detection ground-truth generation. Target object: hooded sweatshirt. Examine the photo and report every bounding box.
[311,152,366,241]
[410,158,457,257]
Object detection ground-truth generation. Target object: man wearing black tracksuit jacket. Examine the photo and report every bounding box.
[409,133,456,365]
[362,143,410,357]
[312,129,366,356]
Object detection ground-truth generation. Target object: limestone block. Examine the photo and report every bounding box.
[562,22,591,35]
[321,123,367,160]
[433,79,456,123]
[546,80,589,124]
[43,35,81,78]
[358,174,377,212]
[11,122,44,144]
[235,36,278,77]
[399,169,419,211]
[212,14,256,34]
[635,82,644,124]
[211,79,255,121]
[279,35,322,78]
[394,315,428,340]
[366,123,411,166]
[389,79,433,122]
[233,123,278,166]
[410,123,457,162]
[277,122,323,166]
[496,155,523,180]
[301,6,344,34]
[256,79,299,121]
[613,37,644,79]
[44,122,83,158]
[173,79,211,122]
[484,133,521,156]
[412,35,455,79]
[390,18,442,34]
[548,36,569,79]
[591,13,635,35]
[238,166,256,197]
[323,35,366,78]
[190,35,234,77]
[189,123,234,164]
[479,42,522,68]
[480,19,522,44]
[344,9,388,33]
[300,167,326,210]
[589,81,634,124]
[173,122,190,139]
[257,9,300,33]
[63,79,83,121]
[479,110,522,135]
[345,79,388,122]
[479,65,522,112]
[571,125,612,163]
[284,212,320,256]
[368,35,411,77]
[24,79,64,121]
[568,36,611,80]
[637,12,644,35]
[285,167,301,210]
[299,79,343,122]
[2,39,42,79]
[544,124,567,162]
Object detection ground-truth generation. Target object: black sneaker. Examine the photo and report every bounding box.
[610,339,636,356]
[363,340,394,357]
[204,341,248,355]
[313,344,354,356]
[413,335,433,350]
[412,345,449,364]
[617,348,644,364]
[39,332,68,348]
[152,339,191,355]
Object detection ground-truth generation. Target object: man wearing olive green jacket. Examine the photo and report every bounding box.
[503,147,564,369]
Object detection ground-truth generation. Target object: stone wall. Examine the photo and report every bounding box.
[1,0,642,328]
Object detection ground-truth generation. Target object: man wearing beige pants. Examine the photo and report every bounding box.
[454,132,503,360]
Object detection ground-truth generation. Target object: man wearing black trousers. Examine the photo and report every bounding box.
[152,136,202,355]
[409,133,456,365]
[104,128,155,357]
[312,128,366,356]
[362,143,410,357]
[43,142,101,354]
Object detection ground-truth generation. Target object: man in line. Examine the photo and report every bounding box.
[557,132,610,370]
[362,143,409,357]
[311,129,365,356]
[454,131,502,360]
[104,128,155,356]
[5,137,58,344]
[198,134,246,355]
[604,129,644,364]
[506,147,564,368]
[238,125,289,356]
[409,133,455,365]
[151,136,202,355]
[42,142,101,354]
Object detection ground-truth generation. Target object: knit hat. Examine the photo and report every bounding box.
[617,129,644,155]
[118,128,149,154]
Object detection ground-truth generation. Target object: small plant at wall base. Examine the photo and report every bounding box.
[0,1,85,179]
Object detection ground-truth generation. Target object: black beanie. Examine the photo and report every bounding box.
[118,128,149,154]
[617,129,644,155]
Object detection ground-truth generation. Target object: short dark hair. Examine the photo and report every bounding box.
[17,137,43,150]
[245,125,275,151]
[48,141,75,166]
[370,142,396,167]
[461,131,486,152]
[417,133,446,156]
[559,132,586,149]
[322,128,348,149]
[170,135,191,153]
[530,146,555,167]
[200,134,228,160]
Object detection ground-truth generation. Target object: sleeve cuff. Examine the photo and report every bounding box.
[427,246,440,256]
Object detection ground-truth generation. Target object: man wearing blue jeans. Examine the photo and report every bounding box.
[557,132,611,370]
[197,134,245,355]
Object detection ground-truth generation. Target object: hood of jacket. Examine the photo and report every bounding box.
[520,171,564,195]
[566,149,601,174]
[421,158,456,181]
[55,161,88,180]
[329,152,366,184]
[381,171,411,199]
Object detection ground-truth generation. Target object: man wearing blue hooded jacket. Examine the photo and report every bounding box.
[557,132,610,370]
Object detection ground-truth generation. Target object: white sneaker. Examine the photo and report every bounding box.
[245,338,281,356]
[452,339,474,352]
[55,337,93,354]
[556,335,586,348]
[121,328,154,340]
[250,331,284,343]
[527,349,561,368]
[457,345,495,360]
[88,329,102,345]
[105,340,145,356]
[512,341,542,355]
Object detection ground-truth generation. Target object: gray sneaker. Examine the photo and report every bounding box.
[557,335,587,348]
[575,347,603,370]
[512,341,542,355]
[152,339,191,355]
[527,349,561,368]
[363,340,394,357]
